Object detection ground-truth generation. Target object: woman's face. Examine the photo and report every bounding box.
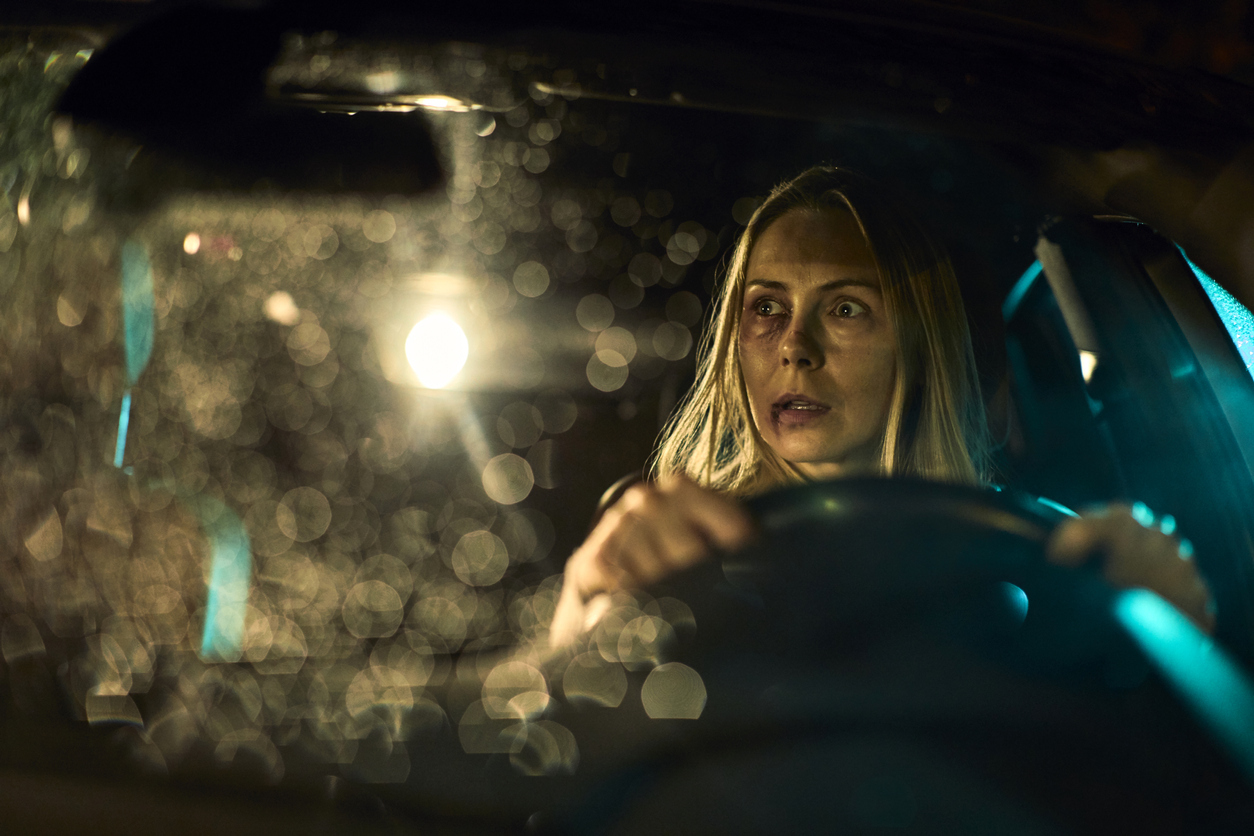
[738,208,897,479]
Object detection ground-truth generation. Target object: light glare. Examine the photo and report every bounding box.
[183,232,201,254]
[406,313,469,389]
[414,95,470,112]
[264,291,301,326]
[1079,350,1098,382]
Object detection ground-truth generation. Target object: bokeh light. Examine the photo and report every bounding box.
[263,290,301,325]
[640,662,707,719]
[405,312,470,389]
[0,34,724,795]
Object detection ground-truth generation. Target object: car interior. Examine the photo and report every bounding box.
[5,1,1254,833]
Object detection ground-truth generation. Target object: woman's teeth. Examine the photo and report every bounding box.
[783,401,821,409]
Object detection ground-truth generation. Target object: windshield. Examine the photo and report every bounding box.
[3,16,1251,805]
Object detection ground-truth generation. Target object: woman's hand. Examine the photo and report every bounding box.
[550,474,755,647]
[1046,503,1216,632]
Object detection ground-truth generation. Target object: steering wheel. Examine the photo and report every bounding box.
[524,477,1254,836]
[684,476,1116,667]
[542,477,1254,834]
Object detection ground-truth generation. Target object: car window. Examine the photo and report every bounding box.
[1183,253,1254,380]
[1031,220,1254,658]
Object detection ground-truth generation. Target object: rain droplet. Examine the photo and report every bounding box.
[523,147,550,174]
[565,221,598,253]
[245,500,295,557]
[354,553,414,603]
[550,199,582,231]
[452,529,510,586]
[503,719,578,776]
[24,510,63,562]
[586,352,628,392]
[617,615,676,669]
[562,651,627,707]
[2,615,46,663]
[534,389,577,434]
[641,662,706,719]
[653,322,693,361]
[512,261,550,298]
[609,273,644,309]
[644,190,674,218]
[303,224,339,260]
[481,454,535,506]
[576,294,614,332]
[628,252,661,288]
[610,196,641,227]
[665,232,700,266]
[497,401,543,449]
[482,660,547,718]
[278,487,332,542]
[361,210,396,244]
[595,327,637,364]
[665,291,703,327]
[408,597,467,653]
[342,580,404,639]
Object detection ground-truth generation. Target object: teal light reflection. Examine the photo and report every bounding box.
[1181,251,1254,380]
[1002,260,1043,322]
[1114,589,1254,782]
[114,238,155,468]
[112,391,132,469]
[997,581,1029,626]
[195,498,252,662]
[1035,495,1080,519]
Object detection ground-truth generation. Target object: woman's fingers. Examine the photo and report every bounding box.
[550,475,755,646]
[600,475,755,587]
[656,473,757,551]
[612,482,710,579]
[1046,505,1215,632]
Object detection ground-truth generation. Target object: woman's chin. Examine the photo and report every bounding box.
[770,439,882,480]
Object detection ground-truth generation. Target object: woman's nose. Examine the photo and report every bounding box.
[781,326,823,369]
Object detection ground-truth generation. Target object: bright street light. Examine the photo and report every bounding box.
[405,312,469,389]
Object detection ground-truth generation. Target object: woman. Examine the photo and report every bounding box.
[551,165,1215,645]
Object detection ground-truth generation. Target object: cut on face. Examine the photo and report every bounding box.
[738,207,897,480]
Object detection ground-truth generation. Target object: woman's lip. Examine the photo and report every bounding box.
[772,394,831,409]
[771,401,831,426]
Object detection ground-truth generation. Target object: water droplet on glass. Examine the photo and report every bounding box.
[278,487,332,542]
[562,651,627,707]
[595,327,637,364]
[512,261,550,298]
[653,321,693,361]
[587,352,628,392]
[452,529,510,586]
[641,662,706,719]
[576,294,614,332]
[665,291,703,327]
[361,210,396,244]
[610,196,641,227]
[628,252,662,288]
[342,580,404,639]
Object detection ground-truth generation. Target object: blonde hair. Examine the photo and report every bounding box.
[651,166,990,494]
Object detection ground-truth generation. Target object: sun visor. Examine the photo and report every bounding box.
[54,5,445,203]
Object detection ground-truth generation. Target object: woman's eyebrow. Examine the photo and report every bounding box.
[746,278,881,292]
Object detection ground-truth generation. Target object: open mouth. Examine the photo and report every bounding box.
[771,395,831,423]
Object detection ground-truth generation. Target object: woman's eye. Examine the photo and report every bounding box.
[754,299,783,316]
[834,300,867,318]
